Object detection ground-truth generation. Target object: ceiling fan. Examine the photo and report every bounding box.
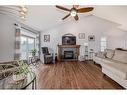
[56,5,94,21]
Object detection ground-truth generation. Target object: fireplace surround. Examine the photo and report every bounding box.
[57,45,80,61]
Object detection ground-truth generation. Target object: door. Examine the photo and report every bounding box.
[21,36,35,60]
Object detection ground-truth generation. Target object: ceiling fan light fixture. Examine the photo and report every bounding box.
[70,9,77,17]
[19,5,27,21]
[21,15,26,21]
[20,5,27,12]
[21,7,27,12]
[56,5,94,21]
[20,11,26,15]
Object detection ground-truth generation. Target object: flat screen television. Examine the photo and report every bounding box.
[62,34,76,45]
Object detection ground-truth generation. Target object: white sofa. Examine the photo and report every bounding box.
[93,49,127,89]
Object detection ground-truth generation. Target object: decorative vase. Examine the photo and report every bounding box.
[32,53,35,57]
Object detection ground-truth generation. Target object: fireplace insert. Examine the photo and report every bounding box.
[64,51,74,59]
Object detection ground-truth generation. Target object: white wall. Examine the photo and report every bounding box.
[0,14,40,63]
[0,14,16,63]
[104,28,127,49]
[41,16,127,56]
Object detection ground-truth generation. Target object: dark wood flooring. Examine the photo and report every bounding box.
[36,61,124,89]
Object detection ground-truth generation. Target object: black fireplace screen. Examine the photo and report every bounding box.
[64,51,74,59]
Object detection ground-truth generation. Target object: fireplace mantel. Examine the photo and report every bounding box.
[57,45,80,61]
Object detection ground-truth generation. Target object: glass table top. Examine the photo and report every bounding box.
[0,72,36,89]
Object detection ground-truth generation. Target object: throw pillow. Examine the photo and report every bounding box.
[105,49,115,59]
[96,51,106,58]
[112,50,127,63]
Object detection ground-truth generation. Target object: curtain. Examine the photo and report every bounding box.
[14,24,40,60]
[14,26,21,60]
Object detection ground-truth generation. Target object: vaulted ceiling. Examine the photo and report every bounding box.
[24,5,127,31]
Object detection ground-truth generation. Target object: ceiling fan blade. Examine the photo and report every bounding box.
[62,14,70,20]
[74,15,79,21]
[56,5,70,11]
[77,7,94,13]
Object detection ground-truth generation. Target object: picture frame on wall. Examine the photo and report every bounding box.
[44,35,50,42]
[78,33,85,39]
[88,35,95,41]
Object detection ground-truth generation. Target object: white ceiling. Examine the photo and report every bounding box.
[24,5,127,31]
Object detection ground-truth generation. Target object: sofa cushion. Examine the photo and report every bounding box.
[105,49,115,59]
[102,58,117,64]
[93,56,103,64]
[102,62,127,80]
[112,50,127,63]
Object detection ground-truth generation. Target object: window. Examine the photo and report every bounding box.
[28,37,35,57]
[20,29,39,60]
[21,36,36,60]
[101,37,107,52]
[21,36,27,60]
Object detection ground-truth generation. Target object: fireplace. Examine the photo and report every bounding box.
[57,33,80,61]
[64,51,74,59]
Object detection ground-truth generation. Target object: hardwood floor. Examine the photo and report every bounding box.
[36,61,124,89]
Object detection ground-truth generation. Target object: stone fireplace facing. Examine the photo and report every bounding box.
[57,34,80,61]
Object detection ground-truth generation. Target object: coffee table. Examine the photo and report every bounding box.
[0,72,36,89]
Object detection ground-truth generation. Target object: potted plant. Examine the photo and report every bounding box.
[13,60,31,81]
[30,49,37,57]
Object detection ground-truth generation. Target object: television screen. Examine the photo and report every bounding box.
[62,36,76,45]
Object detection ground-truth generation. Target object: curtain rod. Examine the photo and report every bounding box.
[14,23,40,34]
